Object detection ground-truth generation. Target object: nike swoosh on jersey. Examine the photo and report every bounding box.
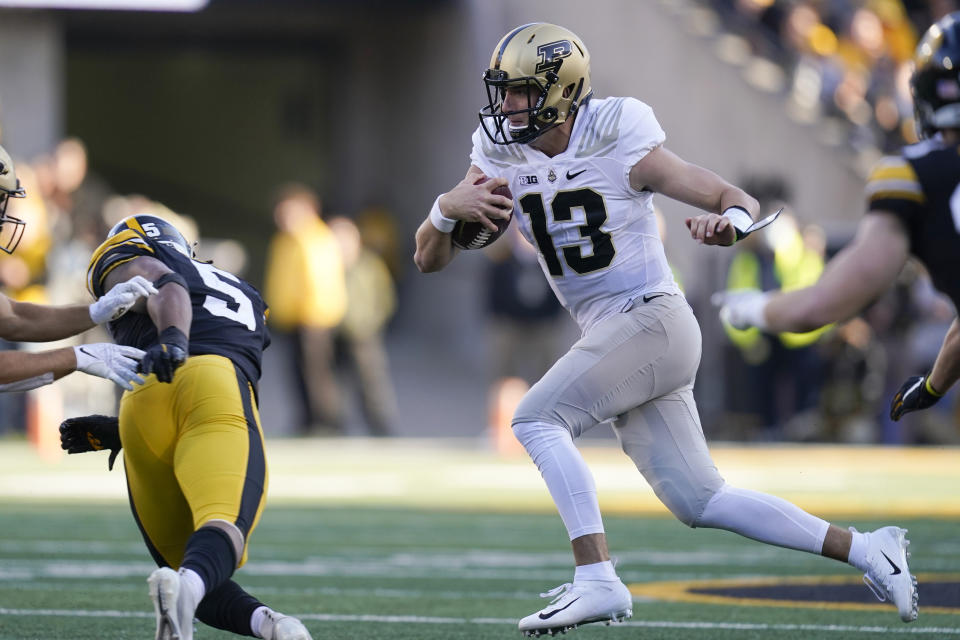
[538,597,581,620]
[566,169,587,180]
[642,294,665,303]
[881,551,902,575]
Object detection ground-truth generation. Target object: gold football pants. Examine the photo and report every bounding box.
[119,354,268,569]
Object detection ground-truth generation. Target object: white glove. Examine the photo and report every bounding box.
[73,343,146,391]
[89,275,158,324]
[711,289,771,331]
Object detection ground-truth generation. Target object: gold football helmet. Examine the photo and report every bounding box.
[479,23,593,145]
[0,145,27,254]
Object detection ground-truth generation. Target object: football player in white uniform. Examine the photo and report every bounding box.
[414,23,917,636]
[717,12,960,428]
[0,144,153,392]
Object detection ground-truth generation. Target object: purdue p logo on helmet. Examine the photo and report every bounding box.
[479,23,593,145]
[0,145,28,254]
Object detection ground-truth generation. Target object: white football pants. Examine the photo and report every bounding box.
[512,293,829,555]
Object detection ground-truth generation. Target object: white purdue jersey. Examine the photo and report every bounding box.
[470,96,681,331]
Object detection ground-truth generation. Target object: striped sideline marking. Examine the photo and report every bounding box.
[1,608,958,635]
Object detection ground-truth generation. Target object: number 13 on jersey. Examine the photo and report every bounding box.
[520,187,615,276]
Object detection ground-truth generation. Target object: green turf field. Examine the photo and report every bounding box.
[1,439,958,639]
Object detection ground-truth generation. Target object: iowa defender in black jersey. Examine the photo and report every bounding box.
[717,12,960,621]
[71,214,312,640]
[717,11,960,427]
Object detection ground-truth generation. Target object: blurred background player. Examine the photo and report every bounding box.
[719,177,830,440]
[0,143,153,393]
[72,213,311,640]
[717,13,960,437]
[414,22,918,636]
[328,215,399,436]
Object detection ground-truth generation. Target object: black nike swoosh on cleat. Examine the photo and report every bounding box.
[566,169,587,180]
[881,551,902,575]
[538,597,581,620]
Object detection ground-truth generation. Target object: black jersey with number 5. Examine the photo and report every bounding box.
[866,137,960,308]
[86,229,270,387]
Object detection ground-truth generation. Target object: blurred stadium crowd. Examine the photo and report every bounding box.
[0,136,403,441]
[701,0,957,155]
[0,2,957,449]
[0,141,957,448]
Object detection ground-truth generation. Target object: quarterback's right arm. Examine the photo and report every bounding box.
[414,165,511,273]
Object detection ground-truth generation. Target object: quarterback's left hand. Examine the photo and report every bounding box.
[89,275,158,324]
[140,326,188,383]
[711,289,771,331]
[890,375,943,421]
[685,213,736,246]
[59,414,122,470]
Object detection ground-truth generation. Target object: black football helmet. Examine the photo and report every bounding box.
[109,214,193,258]
[912,12,960,138]
[479,23,593,145]
[0,144,27,254]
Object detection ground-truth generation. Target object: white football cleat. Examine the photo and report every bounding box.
[148,567,184,640]
[261,611,313,640]
[518,580,633,637]
[857,526,918,622]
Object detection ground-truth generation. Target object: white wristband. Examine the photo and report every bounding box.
[721,206,754,242]
[429,196,457,234]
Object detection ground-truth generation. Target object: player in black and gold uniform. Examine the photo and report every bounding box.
[716,12,960,429]
[71,214,311,640]
[714,12,960,619]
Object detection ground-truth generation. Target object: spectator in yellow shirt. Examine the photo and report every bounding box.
[264,183,347,434]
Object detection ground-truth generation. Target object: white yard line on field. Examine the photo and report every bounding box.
[0,608,958,635]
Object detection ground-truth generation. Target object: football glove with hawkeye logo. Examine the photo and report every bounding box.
[59,414,121,470]
[889,374,943,421]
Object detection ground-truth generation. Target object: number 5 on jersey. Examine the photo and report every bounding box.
[191,261,256,330]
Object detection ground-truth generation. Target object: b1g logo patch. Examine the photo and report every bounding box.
[536,40,572,75]
[519,175,539,185]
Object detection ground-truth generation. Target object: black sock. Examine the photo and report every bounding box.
[181,526,237,594]
[195,579,263,636]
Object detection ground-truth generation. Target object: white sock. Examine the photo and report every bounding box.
[697,484,830,554]
[177,567,206,607]
[250,605,271,639]
[847,529,870,572]
[574,560,618,583]
[513,421,604,540]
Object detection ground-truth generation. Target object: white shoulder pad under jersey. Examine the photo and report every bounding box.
[470,96,680,331]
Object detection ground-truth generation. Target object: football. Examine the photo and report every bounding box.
[450,177,513,250]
